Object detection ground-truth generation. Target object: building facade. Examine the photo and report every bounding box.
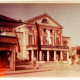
[16,13,71,63]
[0,15,22,70]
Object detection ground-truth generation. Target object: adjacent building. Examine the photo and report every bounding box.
[0,15,22,70]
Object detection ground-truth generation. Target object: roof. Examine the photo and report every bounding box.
[62,36,71,38]
[24,13,63,28]
[0,15,21,23]
[0,15,23,28]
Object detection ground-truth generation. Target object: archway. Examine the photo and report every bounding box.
[0,50,11,68]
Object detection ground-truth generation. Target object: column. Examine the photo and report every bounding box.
[23,29,26,60]
[54,50,56,61]
[61,31,62,46]
[47,51,49,61]
[67,51,69,61]
[59,31,62,46]
[60,51,63,60]
[10,51,13,70]
[55,30,56,45]
[10,45,16,71]
[53,30,56,45]
[31,50,34,61]
[40,51,42,61]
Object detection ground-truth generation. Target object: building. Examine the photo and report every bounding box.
[15,13,71,63]
[0,35,17,70]
[71,46,80,64]
[0,15,22,70]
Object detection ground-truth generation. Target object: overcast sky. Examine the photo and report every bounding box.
[0,3,80,47]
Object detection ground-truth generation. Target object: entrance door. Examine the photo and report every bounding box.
[29,50,31,61]
[56,51,60,61]
[42,51,47,61]
[0,51,11,68]
[49,51,54,61]
[63,52,67,61]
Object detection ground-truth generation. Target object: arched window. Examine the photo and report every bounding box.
[42,19,48,23]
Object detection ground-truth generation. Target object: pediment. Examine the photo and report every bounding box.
[25,13,63,28]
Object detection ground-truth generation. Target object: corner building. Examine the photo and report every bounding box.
[16,13,71,63]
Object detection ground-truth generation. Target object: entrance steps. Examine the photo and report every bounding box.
[16,60,69,67]
[16,60,32,65]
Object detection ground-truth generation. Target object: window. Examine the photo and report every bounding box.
[50,29,53,33]
[51,37,53,45]
[56,30,60,35]
[29,35,33,45]
[29,26,32,31]
[42,19,48,23]
[43,36,47,45]
[56,37,59,46]
[63,40,67,46]
[43,28,46,32]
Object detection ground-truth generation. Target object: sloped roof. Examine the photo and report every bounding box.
[0,15,23,27]
[0,15,21,23]
[24,13,63,28]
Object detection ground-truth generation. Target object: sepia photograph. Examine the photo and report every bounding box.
[0,2,80,78]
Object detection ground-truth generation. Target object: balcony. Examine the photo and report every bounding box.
[27,45,69,49]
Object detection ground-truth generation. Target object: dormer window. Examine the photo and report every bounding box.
[42,19,48,23]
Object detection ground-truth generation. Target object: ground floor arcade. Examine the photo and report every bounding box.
[28,50,69,62]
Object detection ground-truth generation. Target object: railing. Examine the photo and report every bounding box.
[27,45,69,49]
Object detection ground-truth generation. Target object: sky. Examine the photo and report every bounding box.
[0,3,80,47]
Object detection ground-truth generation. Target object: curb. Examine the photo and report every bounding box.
[0,69,52,76]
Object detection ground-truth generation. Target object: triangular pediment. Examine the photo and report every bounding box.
[25,13,63,28]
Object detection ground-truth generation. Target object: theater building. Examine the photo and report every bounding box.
[16,13,71,63]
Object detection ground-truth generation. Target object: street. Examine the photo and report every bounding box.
[3,62,80,77]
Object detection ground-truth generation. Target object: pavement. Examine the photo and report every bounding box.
[0,61,80,77]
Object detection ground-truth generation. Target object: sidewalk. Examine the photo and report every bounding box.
[0,62,80,76]
[0,63,52,76]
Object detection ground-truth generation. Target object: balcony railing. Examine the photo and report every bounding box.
[27,45,69,49]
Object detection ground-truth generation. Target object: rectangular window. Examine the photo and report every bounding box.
[63,40,67,46]
[29,35,32,45]
[56,30,60,36]
[50,29,53,33]
[29,26,33,31]
[51,37,53,45]
[56,37,59,46]
[43,28,46,32]
[43,36,47,45]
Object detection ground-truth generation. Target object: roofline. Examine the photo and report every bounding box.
[16,22,63,29]
[0,42,16,44]
[0,35,16,38]
[24,13,63,29]
[62,36,71,38]
[0,14,22,23]
[1,31,23,33]
[15,24,25,29]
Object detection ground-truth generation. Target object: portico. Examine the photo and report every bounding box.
[28,46,69,62]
